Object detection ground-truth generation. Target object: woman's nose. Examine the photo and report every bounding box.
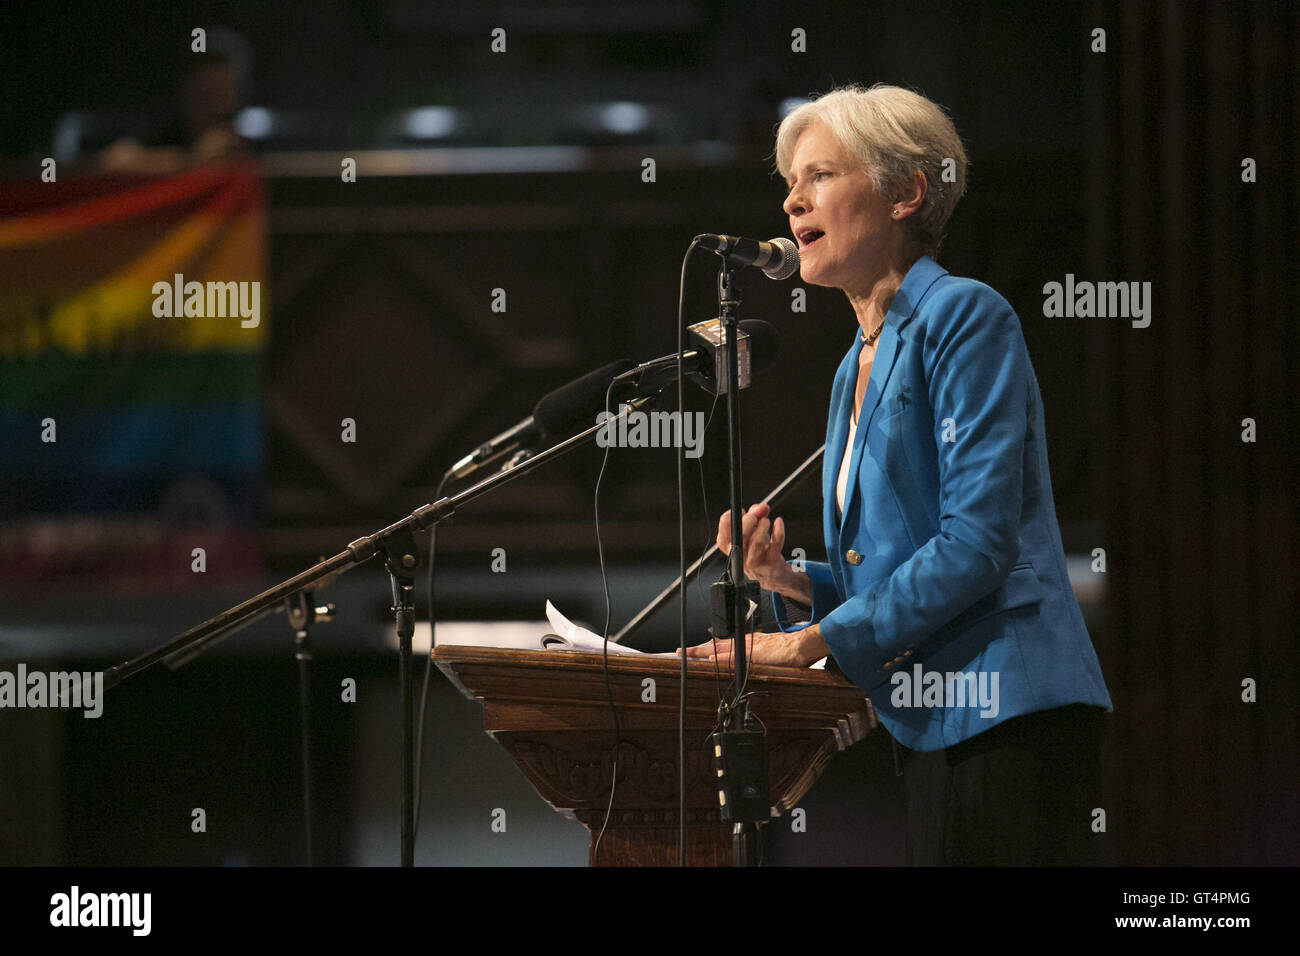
[783,188,807,217]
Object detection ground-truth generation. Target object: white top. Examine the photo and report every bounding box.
[835,404,858,518]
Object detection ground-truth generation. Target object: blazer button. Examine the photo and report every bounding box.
[883,660,894,670]
[845,549,863,565]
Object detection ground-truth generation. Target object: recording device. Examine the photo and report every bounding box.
[695,234,800,280]
[619,318,782,397]
[711,729,771,823]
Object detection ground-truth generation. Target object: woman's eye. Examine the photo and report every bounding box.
[786,171,829,193]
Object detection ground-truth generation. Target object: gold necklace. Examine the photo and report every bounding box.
[860,320,885,346]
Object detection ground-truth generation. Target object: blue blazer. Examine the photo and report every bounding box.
[780,256,1112,751]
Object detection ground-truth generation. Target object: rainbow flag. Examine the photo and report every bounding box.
[0,162,265,592]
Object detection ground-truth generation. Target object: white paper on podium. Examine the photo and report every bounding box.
[544,601,678,657]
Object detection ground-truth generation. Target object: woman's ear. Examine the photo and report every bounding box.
[894,170,927,218]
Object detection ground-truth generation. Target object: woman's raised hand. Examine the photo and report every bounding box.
[716,502,789,591]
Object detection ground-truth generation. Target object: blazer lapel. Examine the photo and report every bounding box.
[822,340,859,587]
[838,322,903,538]
[823,341,859,493]
[825,257,949,562]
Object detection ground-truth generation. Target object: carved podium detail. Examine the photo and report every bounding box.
[434,645,876,866]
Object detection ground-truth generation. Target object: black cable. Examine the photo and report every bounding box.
[591,378,623,865]
[696,389,722,611]
[696,392,727,704]
[733,415,755,710]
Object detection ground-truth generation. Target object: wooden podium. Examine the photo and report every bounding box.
[433,645,876,866]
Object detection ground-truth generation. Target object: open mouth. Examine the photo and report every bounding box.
[800,230,825,247]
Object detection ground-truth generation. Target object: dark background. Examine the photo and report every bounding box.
[0,0,1295,866]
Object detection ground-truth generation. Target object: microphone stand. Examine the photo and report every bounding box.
[103,391,664,867]
[286,590,334,867]
[716,260,765,867]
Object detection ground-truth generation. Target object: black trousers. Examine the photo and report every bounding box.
[899,703,1106,866]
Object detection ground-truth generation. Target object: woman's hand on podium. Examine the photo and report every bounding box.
[677,624,828,669]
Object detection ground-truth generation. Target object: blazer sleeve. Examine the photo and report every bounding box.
[770,559,840,629]
[816,282,1030,690]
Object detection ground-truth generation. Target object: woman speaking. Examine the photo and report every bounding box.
[684,84,1112,865]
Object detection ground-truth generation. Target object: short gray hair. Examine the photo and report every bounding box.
[775,84,968,257]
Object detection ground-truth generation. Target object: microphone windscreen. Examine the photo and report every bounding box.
[738,319,782,376]
[765,237,799,280]
[532,359,637,436]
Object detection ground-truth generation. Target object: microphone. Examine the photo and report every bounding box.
[619,319,782,396]
[448,359,635,481]
[695,235,799,280]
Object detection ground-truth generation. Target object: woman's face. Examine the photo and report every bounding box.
[782,122,896,296]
